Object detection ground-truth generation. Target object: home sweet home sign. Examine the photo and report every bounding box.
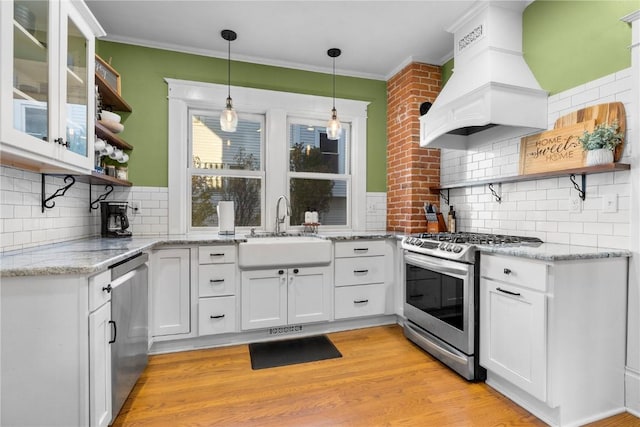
[519,120,595,175]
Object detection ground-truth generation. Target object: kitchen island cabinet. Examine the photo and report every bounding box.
[480,252,628,427]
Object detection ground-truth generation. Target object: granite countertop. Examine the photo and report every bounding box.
[477,242,631,261]
[0,231,399,277]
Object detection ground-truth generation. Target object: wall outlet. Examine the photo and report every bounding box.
[131,202,140,214]
[569,196,582,213]
[602,194,618,213]
[367,203,377,214]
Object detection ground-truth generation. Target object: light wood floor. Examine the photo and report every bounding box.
[113,325,640,426]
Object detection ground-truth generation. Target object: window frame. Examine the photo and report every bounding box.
[287,117,352,228]
[166,78,368,235]
[188,109,266,232]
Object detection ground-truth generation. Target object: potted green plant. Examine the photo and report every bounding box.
[578,120,624,166]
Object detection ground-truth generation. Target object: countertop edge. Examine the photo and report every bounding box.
[478,245,632,261]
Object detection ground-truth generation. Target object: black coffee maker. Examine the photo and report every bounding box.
[100,201,132,237]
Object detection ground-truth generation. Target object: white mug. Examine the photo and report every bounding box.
[101,144,114,156]
[94,138,106,152]
[109,148,123,161]
[118,153,129,163]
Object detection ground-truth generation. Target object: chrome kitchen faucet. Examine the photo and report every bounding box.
[275,195,291,235]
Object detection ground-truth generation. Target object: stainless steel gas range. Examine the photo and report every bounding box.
[401,232,542,381]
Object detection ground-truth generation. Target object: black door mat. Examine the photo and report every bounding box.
[249,335,342,370]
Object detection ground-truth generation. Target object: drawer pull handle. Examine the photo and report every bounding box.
[210,314,226,319]
[354,299,369,304]
[497,287,521,297]
[353,248,369,253]
[209,279,225,283]
[503,268,512,275]
[210,253,225,257]
[353,269,369,274]
[409,294,424,299]
[102,284,112,293]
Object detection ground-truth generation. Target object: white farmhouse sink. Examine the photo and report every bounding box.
[238,236,331,268]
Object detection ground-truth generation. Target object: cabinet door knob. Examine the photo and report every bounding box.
[293,268,299,274]
[503,268,512,275]
[278,270,285,275]
[102,284,112,293]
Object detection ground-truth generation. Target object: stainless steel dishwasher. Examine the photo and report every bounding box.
[109,252,149,422]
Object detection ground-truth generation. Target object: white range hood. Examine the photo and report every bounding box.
[420,1,548,150]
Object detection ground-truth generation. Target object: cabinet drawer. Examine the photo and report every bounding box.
[89,270,111,312]
[199,245,236,264]
[334,240,386,258]
[335,283,386,319]
[198,264,236,297]
[334,256,385,286]
[481,254,548,292]
[198,296,237,335]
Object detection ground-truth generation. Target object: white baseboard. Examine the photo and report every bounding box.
[626,367,640,416]
[150,315,398,354]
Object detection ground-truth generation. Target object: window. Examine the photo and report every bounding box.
[288,119,350,226]
[189,111,264,230]
[167,79,368,235]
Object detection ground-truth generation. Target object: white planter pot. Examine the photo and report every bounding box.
[586,148,613,166]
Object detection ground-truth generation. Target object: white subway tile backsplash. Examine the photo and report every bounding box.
[439,68,633,248]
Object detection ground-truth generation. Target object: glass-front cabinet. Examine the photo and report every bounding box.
[0,0,104,174]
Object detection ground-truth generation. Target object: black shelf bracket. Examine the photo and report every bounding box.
[488,183,502,203]
[41,175,76,212]
[569,174,586,200]
[439,189,450,205]
[90,184,114,211]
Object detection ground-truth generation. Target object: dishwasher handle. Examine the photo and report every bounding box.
[108,320,117,344]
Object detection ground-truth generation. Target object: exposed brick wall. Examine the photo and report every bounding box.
[386,63,442,234]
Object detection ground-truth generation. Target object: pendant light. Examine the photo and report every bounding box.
[220,29,238,132]
[326,48,342,140]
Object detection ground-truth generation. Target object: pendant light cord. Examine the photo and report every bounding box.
[332,57,336,109]
[227,38,231,99]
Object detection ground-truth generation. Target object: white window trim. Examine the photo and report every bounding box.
[166,78,369,235]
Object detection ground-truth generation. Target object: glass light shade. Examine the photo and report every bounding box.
[220,97,238,132]
[326,108,342,140]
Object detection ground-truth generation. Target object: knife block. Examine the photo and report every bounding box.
[426,213,447,233]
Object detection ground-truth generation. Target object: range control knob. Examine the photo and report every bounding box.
[438,242,447,250]
[452,245,463,253]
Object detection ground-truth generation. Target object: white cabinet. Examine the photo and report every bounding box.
[480,253,628,426]
[1,270,114,426]
[334,240,387,319]
[88,269,112,427]
[481,280,547,401]
[0,0,104,174]
[151,248,191,337]
[241,266,332,330]
[198,245,237,336]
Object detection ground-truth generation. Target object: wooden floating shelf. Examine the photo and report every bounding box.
[431,163,630,191]
[95,121,133,150]
[72,172,132,187]
[96,73,132,112]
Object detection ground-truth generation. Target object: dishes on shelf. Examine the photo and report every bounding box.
[99,110,121,123]
[98,119,124,134]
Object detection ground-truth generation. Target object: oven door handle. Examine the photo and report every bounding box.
[404,253,470,277]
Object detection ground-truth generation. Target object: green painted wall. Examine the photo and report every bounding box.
[96,42,387,190]
[523,0,638,95]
